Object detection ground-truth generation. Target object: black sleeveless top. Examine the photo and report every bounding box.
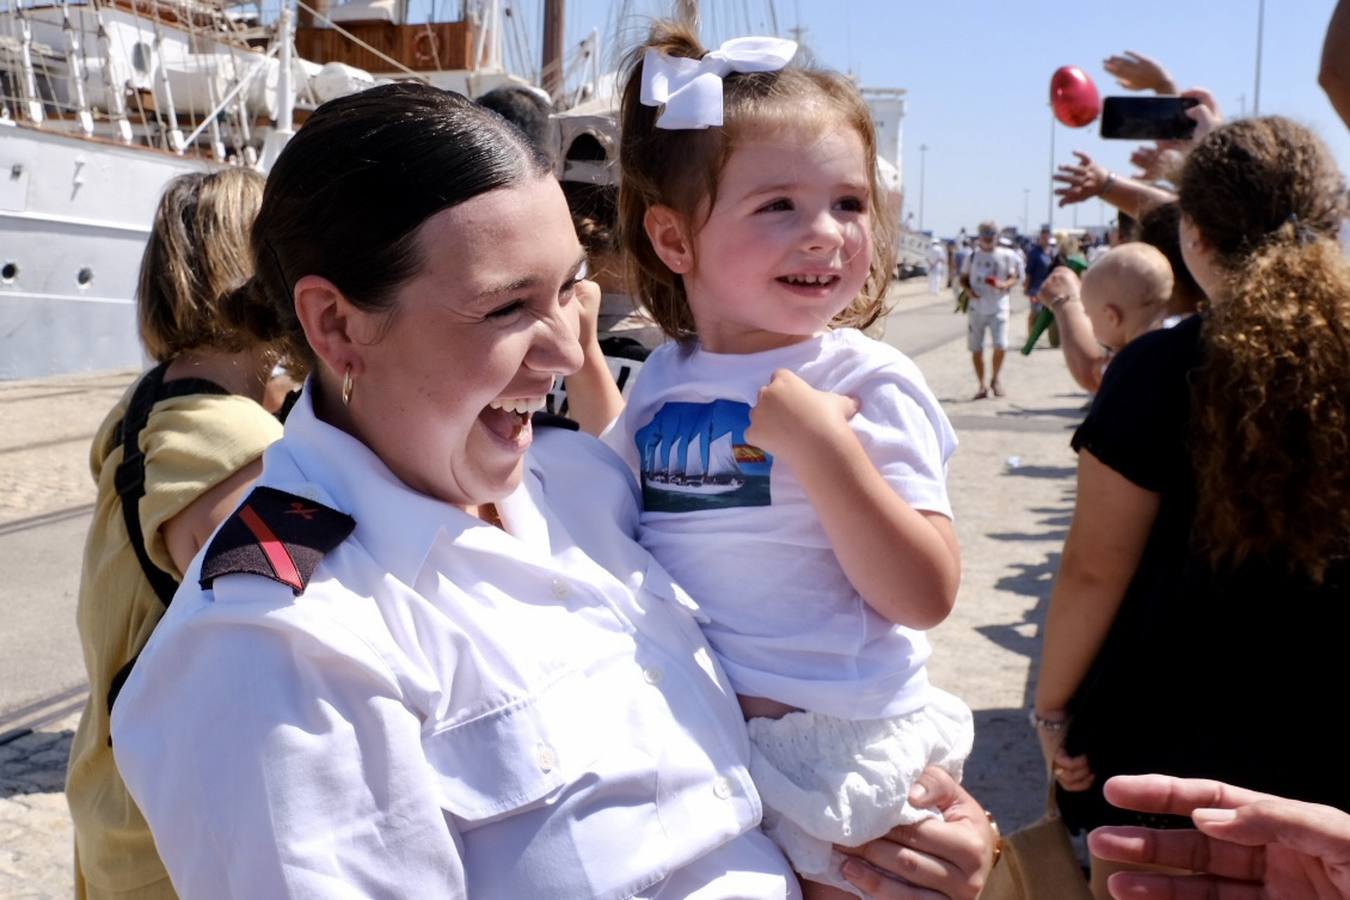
[1058,313,1349,831]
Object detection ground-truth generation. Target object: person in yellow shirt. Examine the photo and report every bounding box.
[65,169,290,899]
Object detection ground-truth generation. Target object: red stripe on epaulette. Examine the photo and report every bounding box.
[201,486,356,595]
[238,504,304,591]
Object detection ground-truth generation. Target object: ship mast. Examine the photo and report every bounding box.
[541,0,562,98]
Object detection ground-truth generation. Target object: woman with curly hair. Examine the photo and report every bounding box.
[1032,116,1350,899]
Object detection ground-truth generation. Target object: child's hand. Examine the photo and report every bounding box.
[745,369,858,461]
[575,278,603,349]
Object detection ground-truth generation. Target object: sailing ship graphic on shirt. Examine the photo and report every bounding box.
[635,400,773,512]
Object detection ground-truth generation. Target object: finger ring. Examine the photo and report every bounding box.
[1052,766,1065,777]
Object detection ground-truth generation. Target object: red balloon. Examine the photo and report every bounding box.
[1050,66,1100,128]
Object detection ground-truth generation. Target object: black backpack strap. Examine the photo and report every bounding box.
[116,373,233,588]
[114,363,179,607]
[114,365,231,605]
[106,365,229,721]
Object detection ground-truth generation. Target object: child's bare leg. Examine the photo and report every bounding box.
[800,877,857,900]
[738,694,798,720]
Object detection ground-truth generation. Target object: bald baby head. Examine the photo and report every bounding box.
[1081,243,1175,351]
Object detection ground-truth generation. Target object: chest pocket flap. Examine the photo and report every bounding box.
[422,669,607,822]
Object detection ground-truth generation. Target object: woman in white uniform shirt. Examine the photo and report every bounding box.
[110,83,995,899]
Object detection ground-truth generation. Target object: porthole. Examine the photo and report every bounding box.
[76,267,93,287]
[1,261,17,283]
[131,42,153,74]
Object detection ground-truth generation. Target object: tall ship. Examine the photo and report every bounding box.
[0,0,586,377]
[0,0,904,379]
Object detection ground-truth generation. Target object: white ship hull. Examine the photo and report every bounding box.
[0,124,209,377]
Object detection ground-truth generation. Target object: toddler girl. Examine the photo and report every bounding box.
[605,23,973,898]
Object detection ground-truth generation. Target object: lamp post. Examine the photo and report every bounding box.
[1253,0,1265,115]
[1047,109,1056,233]
[1022,187,1030,234]
[918,143,928,233]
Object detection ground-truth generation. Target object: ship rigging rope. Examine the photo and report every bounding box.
[122,0,171,148]
[502,0,534,83]
[293,0,428,83]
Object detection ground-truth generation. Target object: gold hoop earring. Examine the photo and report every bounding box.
[341,366,353,406]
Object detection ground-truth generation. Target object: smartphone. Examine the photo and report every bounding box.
[1100,96,1200,140]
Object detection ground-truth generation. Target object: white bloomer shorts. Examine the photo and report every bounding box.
[746,688,974,897]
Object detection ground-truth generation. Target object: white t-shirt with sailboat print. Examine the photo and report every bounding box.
[602,328,957,719]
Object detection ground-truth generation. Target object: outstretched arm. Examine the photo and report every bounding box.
[1055,151,1177,220]
[1039,268,1106,393]
[1103,50,1178,94]
[745,370,960,630]
[1321,0,1350,129]
[1091,774,1350,899]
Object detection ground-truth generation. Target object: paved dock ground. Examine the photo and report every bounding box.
[0,279,1084,896]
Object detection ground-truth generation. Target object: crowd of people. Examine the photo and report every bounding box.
[59,5,1350,900]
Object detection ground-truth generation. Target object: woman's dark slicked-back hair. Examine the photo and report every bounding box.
[233,82,551,370]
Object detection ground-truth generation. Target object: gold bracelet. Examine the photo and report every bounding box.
[986,811,1003,866]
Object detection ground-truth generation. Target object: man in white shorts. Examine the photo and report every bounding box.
[960,221,1023,399]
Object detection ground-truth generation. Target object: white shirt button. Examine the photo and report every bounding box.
[550,578,571,599]
[536,743,557,773]
[712,776,733,800]
[642,666,664,685]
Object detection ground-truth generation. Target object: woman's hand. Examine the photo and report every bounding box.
[1032,711,1095,793]
[1129,145,1186,184]
[745,369,857,462]
[1054,152,1111,207]
[1090,774,1350,899]
[1103,50,1177,94]
[836,767,996,899]
[1183,96,1221,146]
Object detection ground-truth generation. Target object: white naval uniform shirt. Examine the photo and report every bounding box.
[111,387,798,900]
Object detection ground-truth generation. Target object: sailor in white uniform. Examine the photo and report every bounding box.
[108,81,994,900]
[111,389,798,899]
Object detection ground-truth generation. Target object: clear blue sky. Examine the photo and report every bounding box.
[427,0,1349,238]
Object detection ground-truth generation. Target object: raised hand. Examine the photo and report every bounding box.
[1054,151,1110,207]
[1130,145,1186,183]
[1091,774,1350,899]
[1180,87,1222,146]
[1103,50,1177,94]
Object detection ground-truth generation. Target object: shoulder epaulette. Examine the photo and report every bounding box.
[200,486,355,595]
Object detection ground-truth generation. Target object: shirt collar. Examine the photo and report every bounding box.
[277,381,499,584]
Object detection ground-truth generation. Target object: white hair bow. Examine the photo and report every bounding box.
[640,36,799,130]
